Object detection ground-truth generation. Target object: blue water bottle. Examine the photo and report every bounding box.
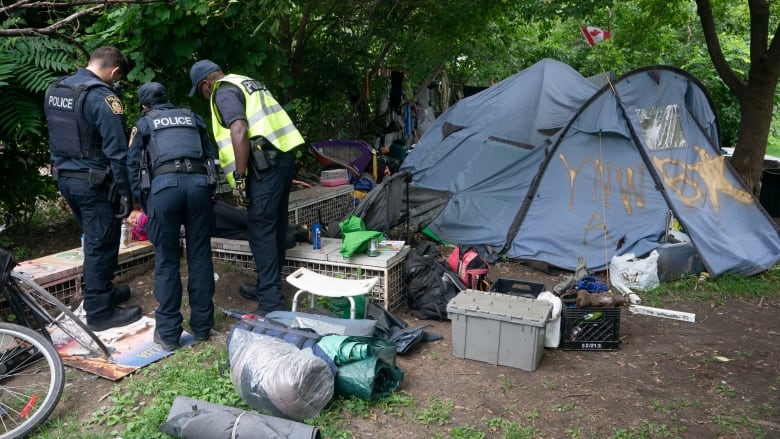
[312,223,322,250]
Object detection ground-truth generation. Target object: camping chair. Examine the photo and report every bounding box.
[310,139,375,180]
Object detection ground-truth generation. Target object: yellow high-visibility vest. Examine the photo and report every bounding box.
[209,74,304,187]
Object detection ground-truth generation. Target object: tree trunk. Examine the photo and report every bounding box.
[731,70,778,195]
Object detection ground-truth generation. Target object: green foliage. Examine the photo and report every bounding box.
[3,0,780,203]
[0,38,79,224]
[0,38,77,142]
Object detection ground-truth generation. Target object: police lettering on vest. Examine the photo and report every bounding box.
[44,78,109,159]
[144,108,202,166]
[152,115,194,129]
[47,95,75,111]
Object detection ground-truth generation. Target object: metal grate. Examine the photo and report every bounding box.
[212,250,255,270]
[115,253,155,278]
[0,274,81,323]
[287,191,354,226]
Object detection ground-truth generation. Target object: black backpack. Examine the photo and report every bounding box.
[403,242,465,320]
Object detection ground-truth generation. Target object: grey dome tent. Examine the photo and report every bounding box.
[389,58,780,278]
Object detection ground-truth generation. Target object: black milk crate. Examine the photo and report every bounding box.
[489,277,544,299]
[561,307,621,351]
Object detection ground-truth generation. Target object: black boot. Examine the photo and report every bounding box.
[239,283,257,301]
[87,305,143,332]
[111,285,131,306]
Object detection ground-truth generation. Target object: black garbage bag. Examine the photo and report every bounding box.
[366,302,443,354]
[403,242,464,320]
[159,396,321,439]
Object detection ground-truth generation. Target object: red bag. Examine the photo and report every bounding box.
[446,247,490,290]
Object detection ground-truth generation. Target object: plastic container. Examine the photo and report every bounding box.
[446,290,551,372]
[655,241,705,282]
[760,168,780,216]
[120,222,130,249]
[489,278,545,299]
[320,169,349,187]
[312,223,321,249]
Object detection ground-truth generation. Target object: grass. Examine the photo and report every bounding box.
[640,264,780,306]
[33,345,240,439]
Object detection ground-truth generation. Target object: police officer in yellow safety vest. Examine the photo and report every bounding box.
[189,59,304,316]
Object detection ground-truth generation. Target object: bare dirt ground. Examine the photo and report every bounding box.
[8,219,780,438]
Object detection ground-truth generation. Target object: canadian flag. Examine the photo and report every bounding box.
[581,26,611,46]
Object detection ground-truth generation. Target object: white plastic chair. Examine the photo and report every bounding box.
[286,267,378,319]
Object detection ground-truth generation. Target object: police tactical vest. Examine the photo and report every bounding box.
[209,74,304,187]
[44,78,109,158]
[143,108,202,166]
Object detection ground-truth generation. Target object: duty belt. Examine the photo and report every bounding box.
[152,159,207,178]
[57,170,89,180]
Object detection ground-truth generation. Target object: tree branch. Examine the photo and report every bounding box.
[751,0,780,73]
[0,0,169,37]
[694,0,746,97]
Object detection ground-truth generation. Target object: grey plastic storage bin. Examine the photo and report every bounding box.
[446,290,551,372]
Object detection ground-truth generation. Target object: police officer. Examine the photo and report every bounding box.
[44,46,142,332]
[189,60,304,316]
[128,82,217,350]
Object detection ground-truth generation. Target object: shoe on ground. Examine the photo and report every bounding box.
[87,305,143,332]
[239,283,257,301]
[193,329,218,342]
[153,330,179,351]
[111,284,131,306]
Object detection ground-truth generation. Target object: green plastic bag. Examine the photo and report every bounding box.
[335,356,404,401]
[339,215,366,234]
[338,215,383,259]
[316,335,404,401]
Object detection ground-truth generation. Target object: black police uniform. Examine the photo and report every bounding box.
[214,84,296,314]
[127,85,217,345]
[44,68,140,329]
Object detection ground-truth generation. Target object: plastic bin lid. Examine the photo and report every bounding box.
[446,290,551,327]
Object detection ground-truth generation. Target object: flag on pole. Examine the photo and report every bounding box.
[581,26,611,47]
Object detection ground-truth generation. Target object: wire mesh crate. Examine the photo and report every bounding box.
[287,185,354,226]
[210,237,408,312]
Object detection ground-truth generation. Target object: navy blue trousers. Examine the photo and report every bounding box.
[246,150,295,313]
[145,173,215,341]
[58,176,120,322]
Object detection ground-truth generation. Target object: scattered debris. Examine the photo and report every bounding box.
[628,305,696,322]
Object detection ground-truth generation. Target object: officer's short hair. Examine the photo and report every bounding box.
[90,46,130,78]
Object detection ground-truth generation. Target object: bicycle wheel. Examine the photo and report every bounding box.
[9,272,110,359]
[0,322,64,439]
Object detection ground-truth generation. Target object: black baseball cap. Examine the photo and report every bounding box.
[137,82,169,108]
[189,59,221,97]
